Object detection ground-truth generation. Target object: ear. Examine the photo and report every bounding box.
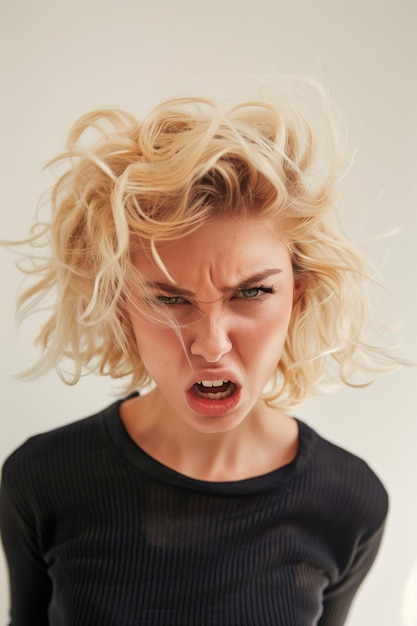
[293,279,305,305]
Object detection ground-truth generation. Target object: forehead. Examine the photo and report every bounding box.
[132,216,292,287]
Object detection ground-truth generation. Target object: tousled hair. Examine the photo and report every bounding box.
[12,88,401,408]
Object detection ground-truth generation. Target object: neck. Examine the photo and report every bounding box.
[120,388,298,482]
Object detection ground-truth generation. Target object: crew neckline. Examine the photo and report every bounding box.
[103,396,315,496]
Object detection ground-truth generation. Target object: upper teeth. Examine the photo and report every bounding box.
[198,379,228,388]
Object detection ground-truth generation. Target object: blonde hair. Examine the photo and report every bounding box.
[12,88,401,408]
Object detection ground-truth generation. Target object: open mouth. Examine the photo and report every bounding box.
[186,377,241,417]
[191,379,237,400]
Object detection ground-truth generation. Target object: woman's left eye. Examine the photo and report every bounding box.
[235,286,275,300]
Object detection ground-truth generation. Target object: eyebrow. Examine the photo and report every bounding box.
[145,269,283,296]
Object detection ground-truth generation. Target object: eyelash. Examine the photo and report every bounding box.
[155,285,276,306]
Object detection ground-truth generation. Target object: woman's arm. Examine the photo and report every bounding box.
[318,524,385,625]
[0,474,52,625]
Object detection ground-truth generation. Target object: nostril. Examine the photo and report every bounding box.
[189,335,232,361]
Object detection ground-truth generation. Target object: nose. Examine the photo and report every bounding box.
[189,311,232,363]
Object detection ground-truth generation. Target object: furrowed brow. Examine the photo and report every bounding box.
[146,269,282,297]
[236,269,283,289]
[145,281,195,297]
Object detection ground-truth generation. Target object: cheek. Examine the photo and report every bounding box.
[254,296,294,335]
[232,315,289,363]
[131,317,184,368]
[252,304,293,354]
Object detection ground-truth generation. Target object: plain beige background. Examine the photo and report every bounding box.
[1,0,416,624]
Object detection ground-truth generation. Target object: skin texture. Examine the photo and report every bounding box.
[121,216,300,481]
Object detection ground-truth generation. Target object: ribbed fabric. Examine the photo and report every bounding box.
[0,397,388,626]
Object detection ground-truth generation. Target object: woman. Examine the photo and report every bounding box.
[0,89,401,624]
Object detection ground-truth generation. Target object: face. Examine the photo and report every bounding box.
[128,216,297,434]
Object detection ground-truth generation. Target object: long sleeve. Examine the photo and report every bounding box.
[318,520,385,624]
[0,462,52,625]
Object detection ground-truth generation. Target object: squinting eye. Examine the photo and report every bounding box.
[239,288,262,299]
[236,286,275,299]
[156,295,186,306]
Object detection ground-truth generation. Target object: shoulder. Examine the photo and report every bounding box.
[297,419,389,534]
[1,399,122,491]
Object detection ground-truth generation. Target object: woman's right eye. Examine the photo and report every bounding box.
[156,295,187,306]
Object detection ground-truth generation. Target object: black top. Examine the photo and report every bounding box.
[0,397,388,625]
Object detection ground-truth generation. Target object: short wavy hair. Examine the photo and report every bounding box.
[14,87,400,408]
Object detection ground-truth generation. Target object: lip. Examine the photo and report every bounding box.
[186,369,240,387]
[185,369,242,417]
[185,385,242,417]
